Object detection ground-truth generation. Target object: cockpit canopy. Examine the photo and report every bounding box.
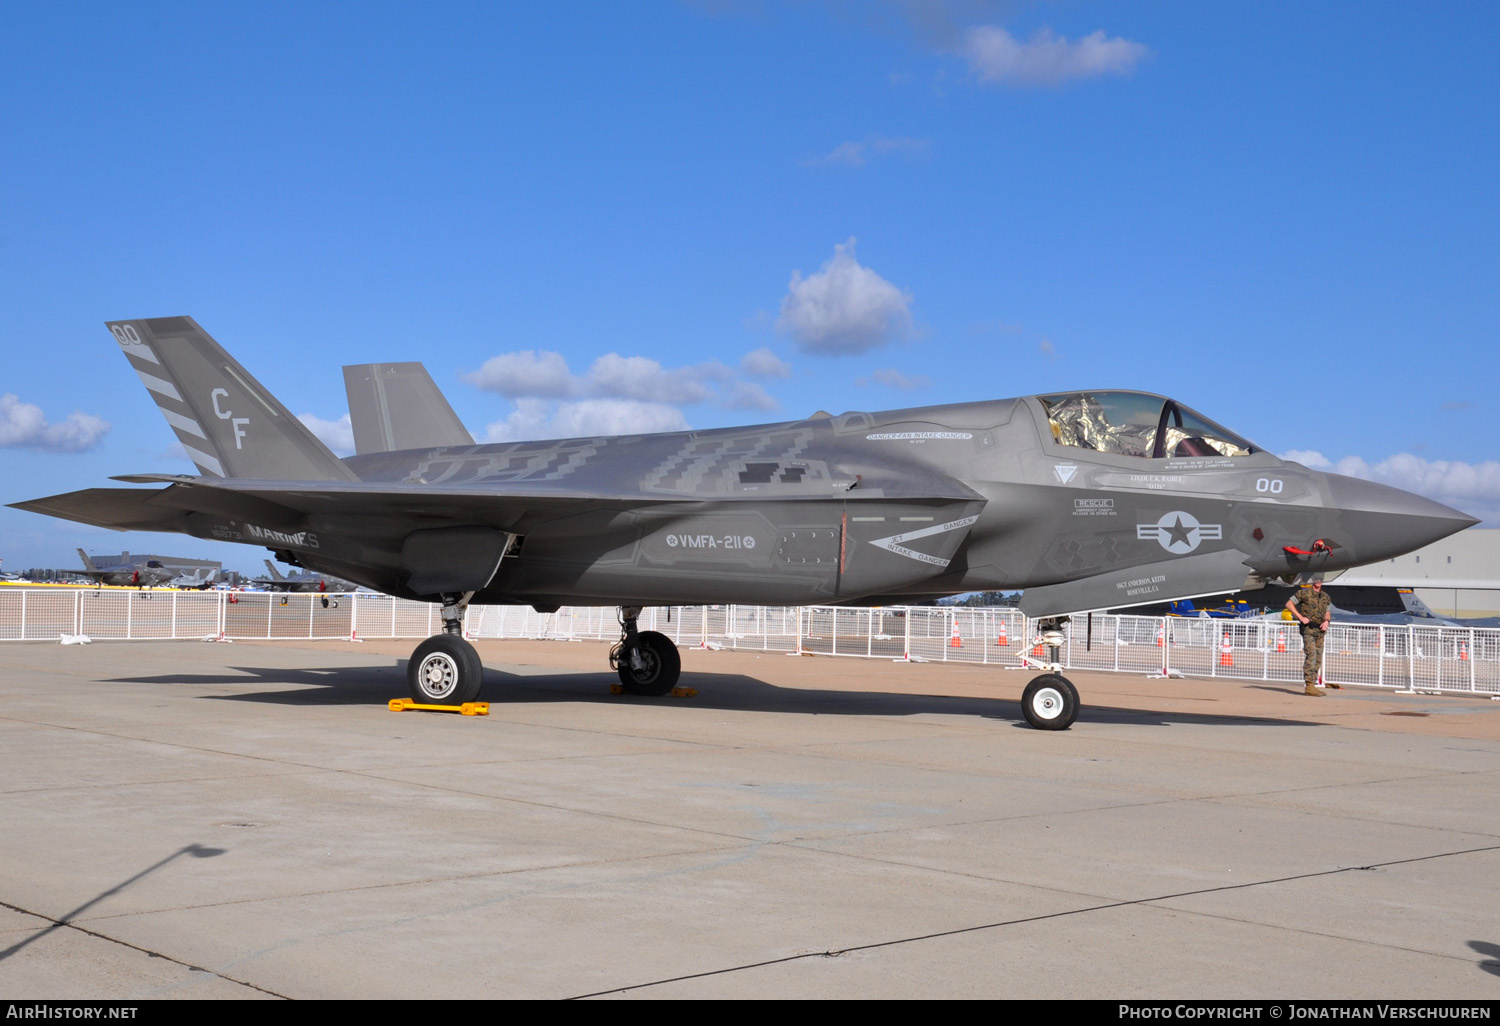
[1039,392,1258,459]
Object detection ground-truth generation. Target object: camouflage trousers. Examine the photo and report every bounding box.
[1301,628,1326,684]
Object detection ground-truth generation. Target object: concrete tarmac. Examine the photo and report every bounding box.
[1,637,1497,999]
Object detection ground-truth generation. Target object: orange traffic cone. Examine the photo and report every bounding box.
[1156,622,1165,648]
[1219,632,1233,667]
[950,619,962,648]
[1276,630,1286,653]
[1460,641,1469,661]
[997,621,1009,647]
[1032,634,1044,657]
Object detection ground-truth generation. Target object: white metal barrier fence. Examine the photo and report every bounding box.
[3,588,1496,697]
[0,588,444,642]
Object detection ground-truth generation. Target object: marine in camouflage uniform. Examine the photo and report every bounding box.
[1286,581,1335,695]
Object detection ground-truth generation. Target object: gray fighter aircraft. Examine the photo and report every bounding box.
[11,317,1477,729]
[73,549,174,588]
[166,566,217,590]
[254,559,354,594]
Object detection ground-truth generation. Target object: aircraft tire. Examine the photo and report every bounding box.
[408,634,484,705]
[1021,673,1078,730]
[616,630,681,696]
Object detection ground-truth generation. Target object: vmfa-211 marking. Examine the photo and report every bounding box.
[12,318,1477,729]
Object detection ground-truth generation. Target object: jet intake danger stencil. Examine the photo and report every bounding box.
[1136,511,1222,554]
[869,516,979,567]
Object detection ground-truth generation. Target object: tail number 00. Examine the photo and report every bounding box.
[1256,478,1283,494]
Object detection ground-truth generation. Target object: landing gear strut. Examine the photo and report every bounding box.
[1018,618,1080,730]
[609,606,681,696]
[407,591,484,704]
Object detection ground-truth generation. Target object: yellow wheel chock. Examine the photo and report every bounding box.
[608,685,698,697]
[388,698,489,716]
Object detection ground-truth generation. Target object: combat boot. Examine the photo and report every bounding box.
[1303,683,1326,697]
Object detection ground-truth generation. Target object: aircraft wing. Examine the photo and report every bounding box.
[16,490,194,533]
[10,478,688,537]
[1018,548,1258,619]
[98,474,729,527]
[101,473,982,525]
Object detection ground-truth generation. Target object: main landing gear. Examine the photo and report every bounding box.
[1018,619,1080,731]
[407,592,484,704]
[609,606,681,696]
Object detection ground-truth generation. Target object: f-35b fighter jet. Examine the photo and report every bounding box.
[73,549,174,588]
[12,318,1477,728]
[253,559,354,594]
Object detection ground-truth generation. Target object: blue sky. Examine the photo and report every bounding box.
[2,1,1497,573]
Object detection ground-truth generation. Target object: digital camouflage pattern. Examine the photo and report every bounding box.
[1292,587,1333,684]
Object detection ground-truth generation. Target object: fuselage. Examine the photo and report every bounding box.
[249,391,1474,613]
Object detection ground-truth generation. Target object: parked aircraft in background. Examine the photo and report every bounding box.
[254,559,353,594]
[167,566,217,590]
[72,549,174,588]
[12,318,1477,728]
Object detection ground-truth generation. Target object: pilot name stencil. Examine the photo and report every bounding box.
[1129,474,1185,490]
[1118,573,1168,597]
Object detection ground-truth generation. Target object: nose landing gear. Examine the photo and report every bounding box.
[1021,673,1079,730]
[1018,618,1080,730]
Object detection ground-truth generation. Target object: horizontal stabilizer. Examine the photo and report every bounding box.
[1020,548,1255,619]
[15,490,193,534]
[107,317,358,482]
[343,362,474,455]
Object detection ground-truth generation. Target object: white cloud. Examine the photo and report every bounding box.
[467,346,779,440]
[466,349,735,406]
[297,412,355,456]
[776,238,914,355]
[484,399,689,442]
[741,347,791,378]
[959,25,1148,87]
[803,135,930,168]
[724,382,780,411]
[586,353,730,404]
[0,394,109,452]
[856,368,931,391]
[1282,450,1500,525]
[465,350,579,398]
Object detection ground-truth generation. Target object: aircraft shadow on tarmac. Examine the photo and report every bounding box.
[1471,941,1500,978]
[100,663,1324,729]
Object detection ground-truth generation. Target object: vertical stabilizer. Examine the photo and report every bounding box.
[343,362,474,455]
[77,549,97,572]
[107,317,358,481]
[264,559,287,581]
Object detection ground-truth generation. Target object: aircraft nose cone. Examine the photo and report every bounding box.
[1323,472,1479,562]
